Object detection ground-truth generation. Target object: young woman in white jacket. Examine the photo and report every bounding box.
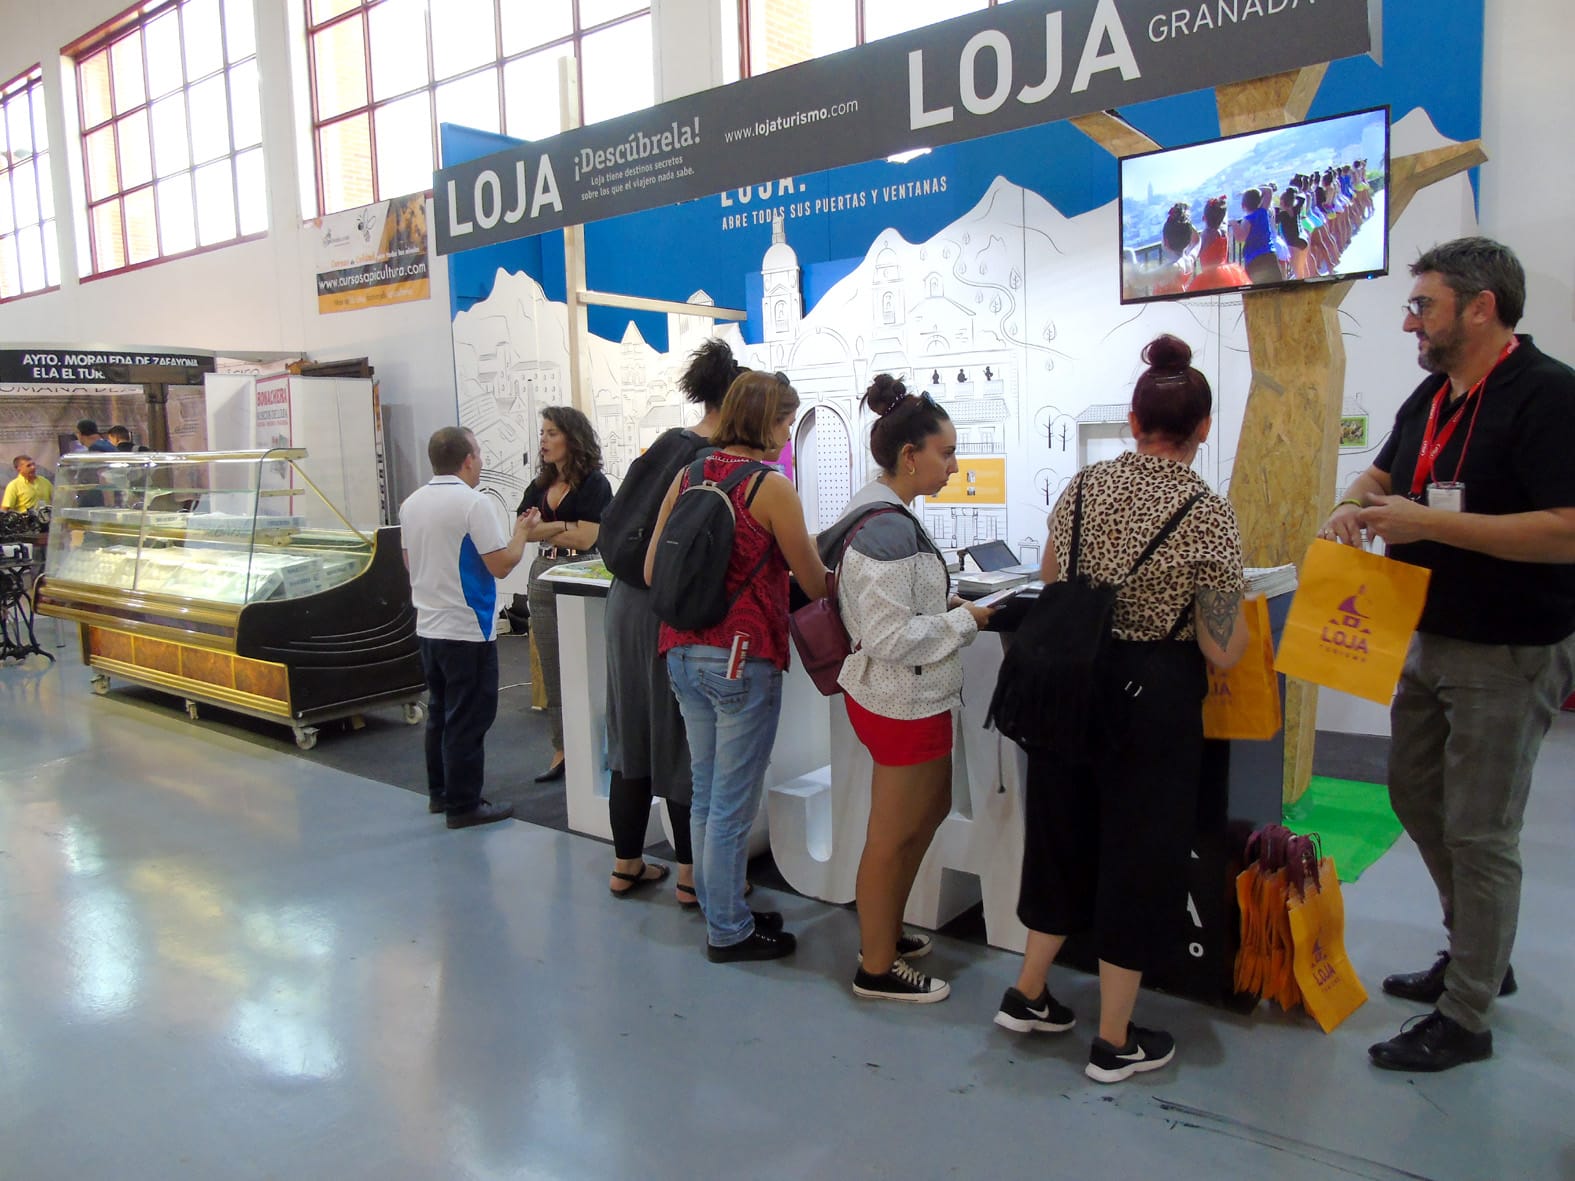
[817,375,994,1004]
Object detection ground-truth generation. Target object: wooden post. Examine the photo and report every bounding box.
[559,56,592,419]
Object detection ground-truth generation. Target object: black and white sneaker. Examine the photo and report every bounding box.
[853,957,951,1004]
[1085,1023,1175,1084]
[896,931,932,960]
[993,986,1075,1034]
[856,931,934,964]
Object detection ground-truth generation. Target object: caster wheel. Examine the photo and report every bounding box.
[403,701,427,725]
[90,673,111,695]
[184,699,200,720]
[293,726,319,751]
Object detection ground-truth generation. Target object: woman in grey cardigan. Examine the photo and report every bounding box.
[817,376,993,1004]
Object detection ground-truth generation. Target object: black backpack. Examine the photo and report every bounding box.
[986,478,1204,760]
[598,429,713,587]
[649,456,773,631]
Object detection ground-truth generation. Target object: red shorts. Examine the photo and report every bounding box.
[845,694,952,766]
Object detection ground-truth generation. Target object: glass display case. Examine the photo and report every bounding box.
[37,449,424,748]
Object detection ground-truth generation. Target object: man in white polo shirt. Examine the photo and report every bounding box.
[401,426,528,828]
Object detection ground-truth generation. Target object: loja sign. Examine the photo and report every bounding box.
[435,0,1379,253]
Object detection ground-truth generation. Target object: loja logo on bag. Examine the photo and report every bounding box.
[1320,586,1373,661]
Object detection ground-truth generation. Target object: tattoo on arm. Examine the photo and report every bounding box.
[1197,587,1242,651]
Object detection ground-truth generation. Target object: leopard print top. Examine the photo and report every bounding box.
[1049,451,1244,641]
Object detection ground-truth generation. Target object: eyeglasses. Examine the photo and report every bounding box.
[1404,290,1480,318]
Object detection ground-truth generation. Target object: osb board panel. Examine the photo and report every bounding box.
[89,628,133,662]
[234,659,288,703]
[1283,681,1318,805]
[1230,285,1349,567]
[1216,66,1326,136]
[133,636,182,676]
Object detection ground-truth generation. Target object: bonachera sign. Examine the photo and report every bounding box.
[434,0,1381,254]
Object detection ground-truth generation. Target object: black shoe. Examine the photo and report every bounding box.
[1382,950,1518,1004]
[446,799,515,829]
[1368,1010,1493,1072]
[853,957,950,1003]
[707,927,797,963]
[428,795,447,814]
[855,931,933,964]
[993,986,1075,1034]
[751,910,784,934]
[1085,1023,1175,1084]
[533,759,566,783]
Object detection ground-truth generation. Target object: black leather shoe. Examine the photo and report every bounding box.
[446,799,515,829]
[1369,1010,1492,1072]
[428,795,448,814]
[751,910,784,934]
[533,760,566,783]
[1382,950,1518,1003]
[707,927,797,963]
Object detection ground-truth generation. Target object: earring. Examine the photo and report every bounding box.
[906,466,915,476]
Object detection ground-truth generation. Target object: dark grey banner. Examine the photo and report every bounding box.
[434,0,1379,254]
[0,349,216,385]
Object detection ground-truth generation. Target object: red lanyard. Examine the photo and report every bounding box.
[1409,337,1518,496]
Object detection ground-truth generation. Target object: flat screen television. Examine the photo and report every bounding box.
[1118,107,1389,305]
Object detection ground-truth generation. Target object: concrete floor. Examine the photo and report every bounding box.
[2,655,1572,1181]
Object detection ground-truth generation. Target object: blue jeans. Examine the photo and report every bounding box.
[666,646,783,947]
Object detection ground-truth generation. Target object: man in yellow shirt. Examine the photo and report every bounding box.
[3,455,53,513]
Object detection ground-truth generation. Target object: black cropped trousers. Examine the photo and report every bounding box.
[1017,640,1206,973]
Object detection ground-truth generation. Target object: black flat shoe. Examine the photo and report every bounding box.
[533,760,566,783]
[1369,1011,1492,1072]
[1382,950,1517,1004]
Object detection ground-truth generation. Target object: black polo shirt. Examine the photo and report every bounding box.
[1374,335,1575,645]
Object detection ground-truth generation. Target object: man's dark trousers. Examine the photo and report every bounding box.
[420,636,499,811]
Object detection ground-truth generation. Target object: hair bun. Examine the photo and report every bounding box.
[1141,333,1193,373]
[863,373,908,417]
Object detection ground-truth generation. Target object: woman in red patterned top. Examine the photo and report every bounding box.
[645,370,829,963]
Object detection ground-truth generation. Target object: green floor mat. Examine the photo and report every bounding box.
[1282,775,1404,883]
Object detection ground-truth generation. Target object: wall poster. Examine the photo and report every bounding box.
[313,193,431,314]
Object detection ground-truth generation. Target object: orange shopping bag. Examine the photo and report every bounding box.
[1288,857,1368,1033]
[1204,595,1281,740]
[1273,539,1430,704]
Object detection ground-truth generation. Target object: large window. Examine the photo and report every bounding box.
[740,0,1012,76]
[71,0,265,276]
[305,0,653,217]
[0,66,59,300]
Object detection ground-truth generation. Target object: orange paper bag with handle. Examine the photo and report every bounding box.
[1274,539,1431,704]
[1204,595,1281,739]
[1288,857,1368,1033]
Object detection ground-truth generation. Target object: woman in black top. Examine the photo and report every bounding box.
[518,406,612,781]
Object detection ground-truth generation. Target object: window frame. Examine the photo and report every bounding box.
[0,64,62,303]
[737,0,1011,78]
[65,0,267,281]
[304,0,653,218]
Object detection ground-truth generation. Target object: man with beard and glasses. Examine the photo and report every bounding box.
[1320,237,1575,1072]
